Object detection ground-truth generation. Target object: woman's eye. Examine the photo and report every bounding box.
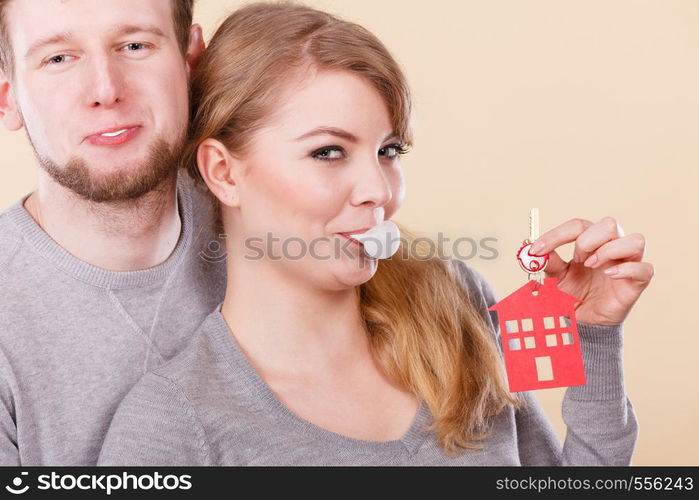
[380,146,399,158]
[379,143,410,158]
[312,146,345,161]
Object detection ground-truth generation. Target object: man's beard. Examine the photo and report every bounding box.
[31,134,185,204]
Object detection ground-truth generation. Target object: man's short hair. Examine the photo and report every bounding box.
[0,0,195,78]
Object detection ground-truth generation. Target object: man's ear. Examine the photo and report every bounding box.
[0,69,23,131]
[197,138,243,209]
[185,24,205,78]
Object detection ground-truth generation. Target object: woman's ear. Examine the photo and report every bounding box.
[197,138,243,208]
[0,70,23,131]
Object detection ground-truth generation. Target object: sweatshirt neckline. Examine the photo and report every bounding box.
[6,174,194,290]
[206,307,432,456]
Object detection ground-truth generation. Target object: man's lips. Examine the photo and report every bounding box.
[84,125,141,146]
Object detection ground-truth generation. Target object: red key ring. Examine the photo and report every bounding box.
[516,240,549,274]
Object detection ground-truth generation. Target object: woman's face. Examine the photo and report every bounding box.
[230,69,406,291]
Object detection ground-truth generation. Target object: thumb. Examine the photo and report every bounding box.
[543,249,568,278]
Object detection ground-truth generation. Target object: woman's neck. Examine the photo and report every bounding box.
[220,258,372,380]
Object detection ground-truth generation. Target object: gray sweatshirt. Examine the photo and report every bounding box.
[98,261,638,465]
[0,174,227,465]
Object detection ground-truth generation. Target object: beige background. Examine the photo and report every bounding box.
[1,0,697,465]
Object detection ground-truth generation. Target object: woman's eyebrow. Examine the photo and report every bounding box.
[294,127,398,143]
[295,127,358,143]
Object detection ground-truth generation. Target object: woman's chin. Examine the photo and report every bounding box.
[331,257,379,288]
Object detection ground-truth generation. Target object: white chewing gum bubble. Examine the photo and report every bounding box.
[350,221,401,259]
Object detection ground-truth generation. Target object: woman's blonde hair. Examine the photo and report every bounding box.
[183,1,521,453]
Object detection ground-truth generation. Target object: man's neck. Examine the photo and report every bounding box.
[24,172,181,272]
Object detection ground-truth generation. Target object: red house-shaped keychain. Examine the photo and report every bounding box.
[489,277,586,392]
[488,209,587,393]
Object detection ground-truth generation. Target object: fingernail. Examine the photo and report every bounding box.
[530,241,545,254]
[604,266,618,276]
[583,254,598,267]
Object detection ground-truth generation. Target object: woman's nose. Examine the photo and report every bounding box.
[349,158,393,208]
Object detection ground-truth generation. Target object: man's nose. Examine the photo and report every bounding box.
[84,55,125,109]
[350,157,393,209]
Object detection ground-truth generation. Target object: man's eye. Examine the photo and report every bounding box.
[46,55,73,65]
[122,42,149,52]
[312,146,345,161]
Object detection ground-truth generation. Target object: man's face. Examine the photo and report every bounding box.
[4,0,191,202]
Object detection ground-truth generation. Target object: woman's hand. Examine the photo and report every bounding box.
[529,217,653,326]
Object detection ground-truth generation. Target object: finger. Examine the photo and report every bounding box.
[541,249,567,278]
[572,216,624,264]
[583,233,645,269]
[530,218,593,256]
[604,261,654,285]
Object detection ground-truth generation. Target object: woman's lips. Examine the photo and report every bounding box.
[337,227,372,247]
[338,233,363,246]
[85,126,141,146]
